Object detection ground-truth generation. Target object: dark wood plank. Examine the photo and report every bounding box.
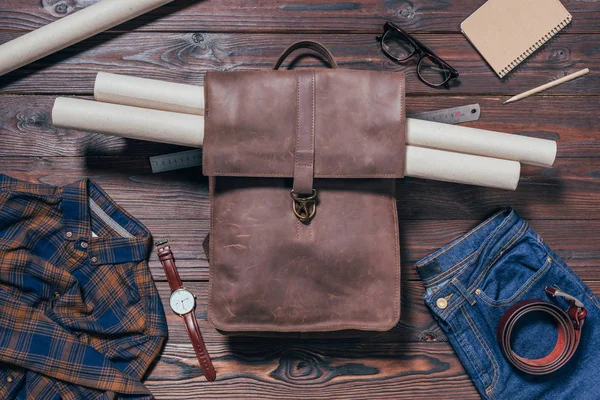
[0,95,598,158]
[147,341,479,399]
[0,95,188,156]
[2,156,600,221]
[153,281,600,345]
[0,32,597,95]
[142,219,600,282]
[0,0,597,33]
[143,281,600,397]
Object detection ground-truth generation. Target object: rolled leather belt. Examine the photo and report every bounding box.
[497,286,587,375]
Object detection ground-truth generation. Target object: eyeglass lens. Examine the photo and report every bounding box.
[418,55,452,86]
[381,29,416,61]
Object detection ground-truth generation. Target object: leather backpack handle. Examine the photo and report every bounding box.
[273,41,339,70]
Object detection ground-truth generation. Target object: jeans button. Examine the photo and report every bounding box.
[436,298,448,309]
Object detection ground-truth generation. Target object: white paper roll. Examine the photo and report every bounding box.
[52,98,520,190]
[0,0,175,77]
[406,118,556,167]
[405,146,521,190]
[95,72,205,115]
[52,97,204,147]
[91,73,556,167]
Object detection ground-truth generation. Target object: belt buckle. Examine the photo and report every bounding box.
[546,286,587,330]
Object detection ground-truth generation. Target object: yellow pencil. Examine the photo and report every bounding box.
[503,68,590,104]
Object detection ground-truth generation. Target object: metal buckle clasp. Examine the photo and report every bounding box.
[546,285,587,330]
[290,189,317,222]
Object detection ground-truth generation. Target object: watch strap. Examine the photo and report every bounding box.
[183,312,217,382]
[156,242,183,292]
[156,241,217,381]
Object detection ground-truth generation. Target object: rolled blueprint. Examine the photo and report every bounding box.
[52,98,521,190]
[95,72,205,115]
[406,118,556,167]
[52,97,204,147]
[0,0,175,77]
[405,146,520,190]
[92,73,556,167]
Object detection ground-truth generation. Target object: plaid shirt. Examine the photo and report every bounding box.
[0,175,168,399]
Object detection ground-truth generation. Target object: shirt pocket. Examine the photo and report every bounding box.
[476,232,552,307]
[79,263,148,335]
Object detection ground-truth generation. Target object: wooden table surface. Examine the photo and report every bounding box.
[1,1,599,398]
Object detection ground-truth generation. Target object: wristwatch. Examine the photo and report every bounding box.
[156,240,216,382]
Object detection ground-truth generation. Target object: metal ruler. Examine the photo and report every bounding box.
[150,103,481,173]
[149,149,203,173]
[408,103,480,124]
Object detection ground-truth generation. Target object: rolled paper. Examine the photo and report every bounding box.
[405,146,521,190]
[52,97,204,147]
[95,72,205,116]
[92,73,556,167]
[0,0,175,77]
[406,118,556,167]
[52,98,520,190]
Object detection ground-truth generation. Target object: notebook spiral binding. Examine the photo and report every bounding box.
[499,14,572,78]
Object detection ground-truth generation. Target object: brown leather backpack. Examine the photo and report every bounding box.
[203,41,405,335]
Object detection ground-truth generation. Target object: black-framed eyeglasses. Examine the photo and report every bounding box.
[377,22,459,88]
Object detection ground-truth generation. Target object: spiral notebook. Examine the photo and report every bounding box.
[461,0,572,78]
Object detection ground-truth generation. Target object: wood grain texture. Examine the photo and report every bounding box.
[0,95,598,158]
[0,0,597,33]
[147,342,479,399]
[0,32,597,95]
[155,281,600,345]
[3,156,600,221]
[142,219,600,282]
[143,283,600,399]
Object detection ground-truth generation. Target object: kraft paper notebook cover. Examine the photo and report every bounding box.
[461,0,572,78]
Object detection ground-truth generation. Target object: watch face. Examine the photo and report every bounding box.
[169,289,195,315]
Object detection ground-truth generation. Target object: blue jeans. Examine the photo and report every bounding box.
[416,208,600,399]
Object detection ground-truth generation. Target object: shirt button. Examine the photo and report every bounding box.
[53,291,61,299]
[436,297,448,309]
[6,376,13,383]
[65,231,73,238]
[91,256,98,263]
[80,241,89,249]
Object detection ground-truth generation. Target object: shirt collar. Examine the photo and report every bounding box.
[61,179,152,265]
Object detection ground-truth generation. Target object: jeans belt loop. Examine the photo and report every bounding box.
[452,278,477,306]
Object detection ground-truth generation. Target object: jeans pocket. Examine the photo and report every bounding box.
[477,232,552,307]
